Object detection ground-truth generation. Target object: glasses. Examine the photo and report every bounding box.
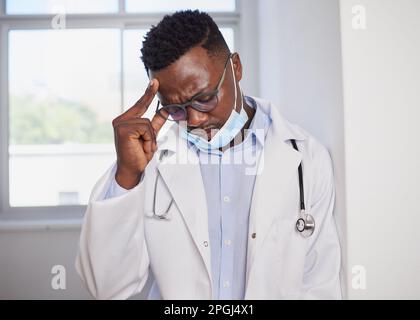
[155,53,233,121]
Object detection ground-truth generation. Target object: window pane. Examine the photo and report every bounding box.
[220,28,235,53]
[123,30,152,114]
[9,29,121,207]
[125,0,235,13]
[6,0,118,14]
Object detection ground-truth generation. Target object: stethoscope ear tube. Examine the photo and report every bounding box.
[291,139,315,238]
[149,150,173,220]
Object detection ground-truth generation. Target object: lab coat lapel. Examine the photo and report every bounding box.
[156,132,212,290]
[245,103,303,295]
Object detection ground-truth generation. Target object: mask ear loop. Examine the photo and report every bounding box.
[230,57,238,112]
[230,56,244,114]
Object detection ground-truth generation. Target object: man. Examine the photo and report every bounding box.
[76,10,342,300]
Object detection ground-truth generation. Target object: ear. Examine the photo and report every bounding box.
[232,52,243,82]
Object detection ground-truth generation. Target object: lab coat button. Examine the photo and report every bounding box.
[224,239,232,246]
[203,241,209,247]
[251,233,256,239]
[223,196,230,203]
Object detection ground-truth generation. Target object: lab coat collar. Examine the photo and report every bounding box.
[250,96,307,142]
[155,129,212,294]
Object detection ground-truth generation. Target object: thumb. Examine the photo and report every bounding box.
[151,107,168,135]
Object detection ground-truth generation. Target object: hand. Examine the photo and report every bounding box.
[112,79,167,189]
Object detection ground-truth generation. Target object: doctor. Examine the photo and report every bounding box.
[76,10,342,300]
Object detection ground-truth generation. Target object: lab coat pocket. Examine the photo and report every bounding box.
[303,250,318,276]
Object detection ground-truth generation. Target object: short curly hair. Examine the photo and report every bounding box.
[141,10,230,73]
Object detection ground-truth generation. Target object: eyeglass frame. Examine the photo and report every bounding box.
[155,53,234,121]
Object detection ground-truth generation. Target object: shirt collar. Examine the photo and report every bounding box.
[244,95,271,147]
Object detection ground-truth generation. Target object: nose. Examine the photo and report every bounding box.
[186,107,207,128]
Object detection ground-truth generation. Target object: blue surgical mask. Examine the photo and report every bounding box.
[181,58,248,152]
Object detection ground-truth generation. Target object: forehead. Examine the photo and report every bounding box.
[150,46,223,103]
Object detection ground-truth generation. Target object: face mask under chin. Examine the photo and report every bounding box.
[180,58,248,151]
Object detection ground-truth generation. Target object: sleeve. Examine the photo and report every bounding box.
[103,168,144,200]
[75,162,150,300]
[301,144,343,299]
[104,177,130,199]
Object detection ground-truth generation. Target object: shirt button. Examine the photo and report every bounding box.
[224,239,232,246]
[223,280,230,288]
[251,232,256,239]
[223,196,230,203]
[203,241,208,247]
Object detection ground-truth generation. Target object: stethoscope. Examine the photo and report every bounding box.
[148,150,174,220]
[291,139,315,238]
[150,141,315,237]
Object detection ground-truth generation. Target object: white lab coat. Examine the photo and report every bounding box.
[75,96,342,300]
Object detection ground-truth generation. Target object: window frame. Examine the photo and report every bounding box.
[0,0,258,224]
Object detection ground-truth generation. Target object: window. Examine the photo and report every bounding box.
[0,0,252,219]
[6,0,118,14]
[8,29,120,207]
[125,0,235,13]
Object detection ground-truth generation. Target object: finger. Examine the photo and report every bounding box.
[143,138,153,154]
[151,108,169,135]
[115,118,156,142]
[132,79,159,117]
[115,118,157,142]
[125,121,156,155]
[144,149,154,162]
[114,79,159,123]
[116,122,156,154]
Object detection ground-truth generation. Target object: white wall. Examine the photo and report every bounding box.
[0,229,91,299]
[340,0,420,299]
[0,226,152,299]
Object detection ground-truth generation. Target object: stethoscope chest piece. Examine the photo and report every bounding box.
[296,210,315,238]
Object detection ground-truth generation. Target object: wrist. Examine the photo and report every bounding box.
[115,167,142,190]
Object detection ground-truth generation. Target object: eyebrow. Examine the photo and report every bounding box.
[189,85,217,100]
[160,83,215,106]
[187,68,225,101]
